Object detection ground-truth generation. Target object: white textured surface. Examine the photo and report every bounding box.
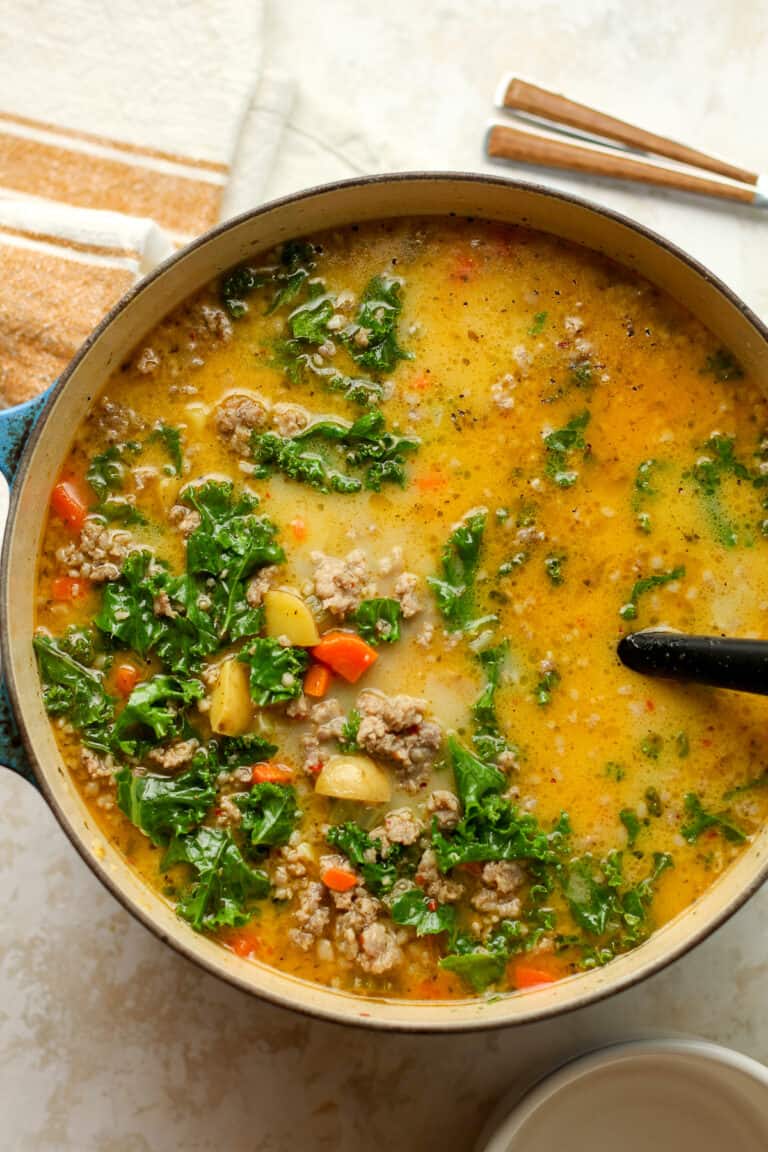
[3,2,768,1148]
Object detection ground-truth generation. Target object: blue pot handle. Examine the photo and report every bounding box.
[0,386,54,786]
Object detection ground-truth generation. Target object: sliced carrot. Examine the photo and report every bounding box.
[414,971,461,1000]
[114,663,141,696]
[304,663,332,698]
[415,469,446,492]
[311,630,378,683]
[410,372,432,391]
[51,575,89,601]
[226,926,265,958]
[289,517,307,542]
[321,866,358,892]
[252,762,294,785]
[510,960,559,989]
[51,479,88,533]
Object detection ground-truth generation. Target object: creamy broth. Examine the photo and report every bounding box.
[35,218,768,1000]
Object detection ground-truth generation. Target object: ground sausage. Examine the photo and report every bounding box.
[393,571,421,618]
[215,392,270,455]
[56,519,137,582]
[310,549,375,617]
[471,861,524,922]
[289,881,330,951]
[355,690,442,790]
[425,789,461,830]
[147,738,199,769]
[357,922,403,975]
[415,847,464,903]
[169,504,202,537]
[272,402,310,438]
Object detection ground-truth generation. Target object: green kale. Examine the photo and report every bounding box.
[252,409,419,494]
[620,808,642,848]
[704,348,743,381]
[86,443,146,525]
[528,310,548,336]
[604,762,626,782]
[640,733,663,760]
[676,731,690,758]
[182,480,283,578]
[237,783,300,851]
[111,674,204,756]
[342,275,412,374]
[681,793,746,844]
[237,638,309,706]
[220,239,316,319]
[535,667,560,707]
[216,733,279,768]
[563,849,672,947]
[428,508,489,632]
[724,770,768,800]
[116,762,216,846]
[58,625,97,665]
[619,565,685,620]
[543,411,591,487]
[544,552,566,586]
[220,264,270,318]
[163,826,270,932]
[645,786,663,817]
[33,633,114,751]
[690,434,751,549]
[95,551,173,657]
[326,822,403,894]
[390,889,456,938]
[338,709,361,753]
[352,597,402,645]
[440,920,530,991]
[431,737,568,872]
[569,359,593,388]
[632,458,659,533]
[289,294,334,343]
[471,643,515,764]
[147,423,184,475]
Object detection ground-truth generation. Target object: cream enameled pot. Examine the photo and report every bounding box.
[2,174,768,1031]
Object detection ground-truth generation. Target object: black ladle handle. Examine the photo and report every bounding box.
[618,631,768,696]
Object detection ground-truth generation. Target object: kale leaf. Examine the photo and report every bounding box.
[352,597,402,645]
[116,761,216,846]
[390,889,456,938]
[147,424,184,475]
[619,565,685,621]
[535,667,560,707]
[427,508,489,632]
[342,275,412,374]
[33,633,114,751]
[237,638,309,706]
[681,793,746,844]
[111,674,204,756]
[236,783,300,851]
[326,822,403,894]
[704,348,743,381]
[163,826,270,932]
[544,411,591,487]
[563,850,673,950]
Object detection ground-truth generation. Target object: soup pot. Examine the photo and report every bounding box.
[2,173,767,1031]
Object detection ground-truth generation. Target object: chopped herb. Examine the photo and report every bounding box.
[543,411,591,488]
[535,667,560,707]
[216,733,279,768]
[604,762,626,782]
[619,565,685,621]
[352,597,402,645]
[563,850,672,950]
[544,552,566,586]
[644,786,663,817]
[703,348,743,382]
[528,311,548,336]
[620,809,642,848]
[641,733,663,760]
[569,359,593,388]
[163,826,270,931]
[86,442,146,525]
[428,508,488,631]
[681,793,746,844]
[338,709,361,753]
[632,458,659,534]
[723,770,768,800]
[147,423,184,475]
[498,551,528,576]
[238,638,309,706]
[289,293,334,343]
[471,642,515,765]
[690,434,751,549]
[676,731,689,759]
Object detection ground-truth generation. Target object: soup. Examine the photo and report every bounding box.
[34,217,768,1000]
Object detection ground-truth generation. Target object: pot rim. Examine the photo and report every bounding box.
[4,170,768,1032]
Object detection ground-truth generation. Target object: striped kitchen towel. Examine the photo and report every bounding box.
[0,0,293,408]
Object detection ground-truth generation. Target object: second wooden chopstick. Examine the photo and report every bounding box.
[497,76,758,187]
[486,123,759,206]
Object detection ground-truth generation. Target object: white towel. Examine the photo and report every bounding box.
[0,0,293,407]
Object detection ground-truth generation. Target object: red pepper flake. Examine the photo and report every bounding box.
[645,698,655,712]
[427,899,437,912]
[702,738,712,748]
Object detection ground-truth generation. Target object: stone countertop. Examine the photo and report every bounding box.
[2,1,768,1148]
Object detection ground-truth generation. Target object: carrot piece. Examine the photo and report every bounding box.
[304,663,332,698]
[51,575,89,601]
[251,761,294,785]
[321,866,358,892]
[511,961,558,989]
[449,252,477,281]
[411,372,432,391]
[311,630,378,683]
[289,517,307,542]
[415,469,446,492]
[226,926,264,958]
[51,479,88,533]
[114,663,141,696]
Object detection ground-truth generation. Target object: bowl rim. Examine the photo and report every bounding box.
[5,170,768,1032]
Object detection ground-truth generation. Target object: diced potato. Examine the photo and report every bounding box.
[183,402,209,433]
[314,755,392,803]
[210,658,252,736]
[264,589,320,647]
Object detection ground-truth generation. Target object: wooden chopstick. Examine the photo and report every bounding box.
[498,77,758,187]
[486,123,758,206]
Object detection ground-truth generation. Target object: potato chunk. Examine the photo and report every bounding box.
[210,658,252,736]
[264,589,320,647]
[314,754,392,803]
